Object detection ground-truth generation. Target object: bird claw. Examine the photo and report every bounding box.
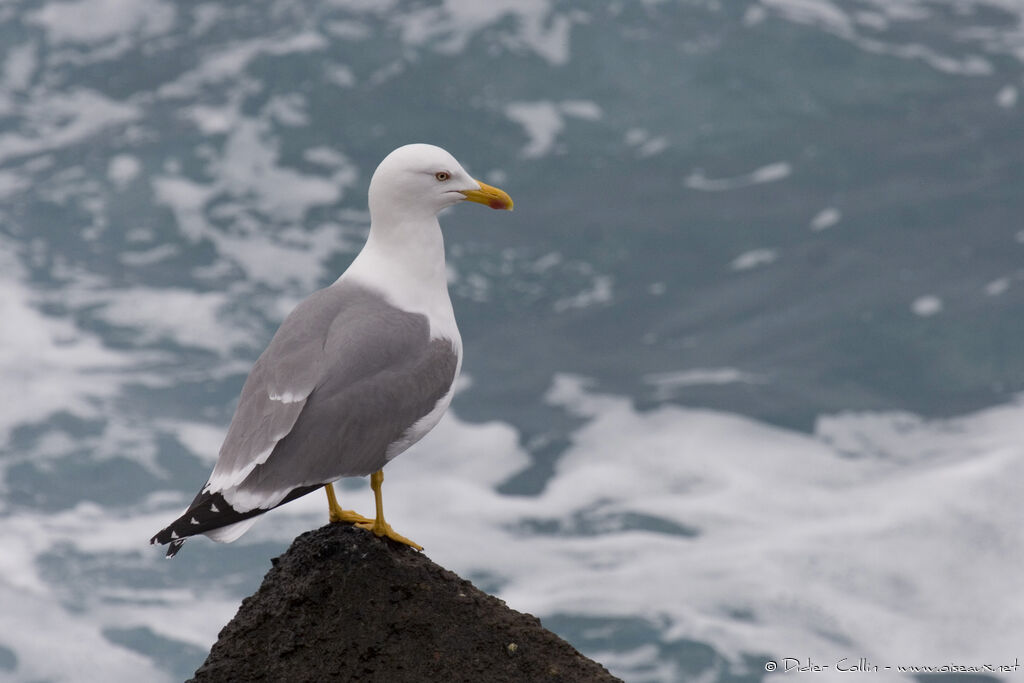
[356,518,423,551]
[328,507,373,525]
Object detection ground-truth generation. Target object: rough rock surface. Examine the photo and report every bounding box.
[189,523,622,682]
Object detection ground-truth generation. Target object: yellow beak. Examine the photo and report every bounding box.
[460,179,514,211]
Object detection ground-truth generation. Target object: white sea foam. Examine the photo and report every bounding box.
[758,0,1018,74]
[761,0,853,33]
[215,119,347,222]
[553,275,613,311]
[2,42,37,91]
[506,102,564,159]
[644,368,766,400]
[0,583,174,683]
[151,112,359,289]
[0,499,244,681]
[95,287,250,354]
[272,376,1024,681]
[0,240,130,445]
[810,207,841,231]
[119,244,180,267]
[505,100,603,159]
[3,358,1024,682]
[166,107,356,227]
[686,162,792,192]
[157,33,328,99]
[731,248,779,271]
[0,170,28,199]
[625,128,670,157]
[0,89,139,164]
[28,0,176,46]
[442,377,1023,680]
[911,295,943,317]
[397,0,573,65]
[107,154,141,188]
[996,85,1018,108]
[986,277,1011,296]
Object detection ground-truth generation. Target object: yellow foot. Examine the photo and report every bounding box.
[356,518,423,551]
[329,506,373,525]
[324,483,372,525]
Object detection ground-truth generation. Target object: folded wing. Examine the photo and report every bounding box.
[151,282,459,556]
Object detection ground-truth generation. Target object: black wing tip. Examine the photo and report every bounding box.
[150,485,321,558]
[150,527,186,558]
[149,487,223,557]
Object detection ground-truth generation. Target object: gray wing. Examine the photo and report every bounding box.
[205,286,337,491]
[207,281,458,500]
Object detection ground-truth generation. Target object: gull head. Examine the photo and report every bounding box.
[368,144,513,222]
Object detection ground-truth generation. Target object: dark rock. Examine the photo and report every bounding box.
[190,523,623,682]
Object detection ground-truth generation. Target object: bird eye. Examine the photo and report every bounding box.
[435,171,450,182]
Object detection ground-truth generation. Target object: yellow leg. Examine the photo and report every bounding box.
[324,482,373,525]
[355,469,423,551]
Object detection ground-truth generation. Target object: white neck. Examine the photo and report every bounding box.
[337,216,460,344]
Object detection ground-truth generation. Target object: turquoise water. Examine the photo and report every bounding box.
[2,1,1023,681]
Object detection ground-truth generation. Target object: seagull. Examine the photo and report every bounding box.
[151,144,512,557]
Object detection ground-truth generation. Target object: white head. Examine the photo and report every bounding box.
[367,144,512,223]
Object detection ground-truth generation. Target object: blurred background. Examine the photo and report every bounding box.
[1,0,1023,681]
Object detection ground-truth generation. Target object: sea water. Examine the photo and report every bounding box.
[1,1,1023,681]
